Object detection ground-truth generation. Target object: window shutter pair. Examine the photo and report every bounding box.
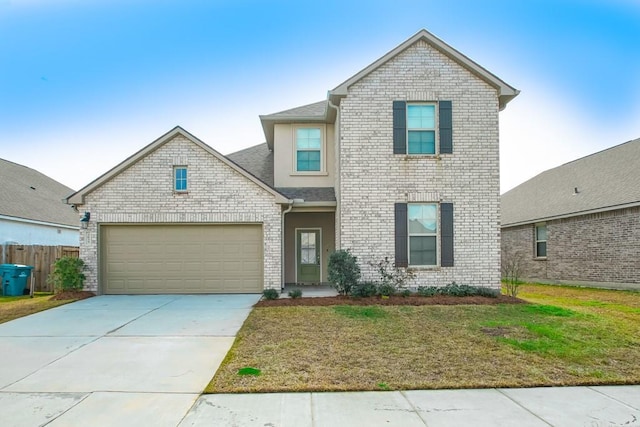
[392,100,452,154]
[394,203,454,267]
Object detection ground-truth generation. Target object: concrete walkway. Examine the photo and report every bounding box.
[0,294,260,427]
[181,386,640,426]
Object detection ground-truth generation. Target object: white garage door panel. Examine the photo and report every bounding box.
[101,224,263,294]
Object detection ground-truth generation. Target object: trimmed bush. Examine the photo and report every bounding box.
[287,288,303,299]
[416,283,499,298]
[351,281,378,298]
[327,249,361,295]
[262,288,279,300]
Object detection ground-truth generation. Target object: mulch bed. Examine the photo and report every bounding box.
[255,294,526,307]
[49,291,96,301]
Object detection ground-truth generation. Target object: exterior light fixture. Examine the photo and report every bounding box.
[80,212,90,229]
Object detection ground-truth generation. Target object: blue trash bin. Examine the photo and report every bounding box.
[0,264,33,296]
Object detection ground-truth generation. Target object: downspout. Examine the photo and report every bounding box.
[327,95,341,250]
[281,200,294,291]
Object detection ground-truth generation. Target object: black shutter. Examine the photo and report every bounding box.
[441,203,454,267]
[394,203,408,267]
[439,101,452,154]
[393,101,406,154]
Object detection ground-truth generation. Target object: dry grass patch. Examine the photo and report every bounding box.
[206,285,640,393]
[0,293,89,324]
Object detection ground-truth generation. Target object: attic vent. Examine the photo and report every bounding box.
[573,187,579,195]
[29,186,36,190]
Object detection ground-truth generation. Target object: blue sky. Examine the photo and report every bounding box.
[1,0,638,192]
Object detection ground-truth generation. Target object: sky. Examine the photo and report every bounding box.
[0,0,638,193]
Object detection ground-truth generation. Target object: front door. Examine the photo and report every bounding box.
[296,229,321,283]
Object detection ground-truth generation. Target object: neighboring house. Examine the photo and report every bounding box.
[0,158,79,246]
[501,138,640,289]
[68,29,518,294]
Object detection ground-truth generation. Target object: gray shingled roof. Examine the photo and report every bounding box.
[501,138,640,227]
[226,143,274,187]
[0,158,78,227]
[276,187,336,202]
[260,101,327,120]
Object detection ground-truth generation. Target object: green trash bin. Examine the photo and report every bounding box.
[0,264,33,296]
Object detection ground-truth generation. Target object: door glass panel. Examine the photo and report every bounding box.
[300,232,317,264]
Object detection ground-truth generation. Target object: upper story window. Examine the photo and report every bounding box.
[174,166,187,192]
[393,100,452,155]
[295,127,322,172]
[535,224,547,258]
[407,104,436,154]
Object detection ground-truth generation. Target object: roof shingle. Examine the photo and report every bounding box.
[501,138,640,226]
[0,158,78,227]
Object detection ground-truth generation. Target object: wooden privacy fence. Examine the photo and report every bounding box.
[0,245,80,292]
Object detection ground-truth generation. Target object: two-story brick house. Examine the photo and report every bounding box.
[68,29,518,294]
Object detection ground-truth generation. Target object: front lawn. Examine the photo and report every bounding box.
[0,293,83,324]
[206,284,640,393]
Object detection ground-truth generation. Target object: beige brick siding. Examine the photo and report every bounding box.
[501,206,640,285]
[338,40,501,288]
[78,134,282,292]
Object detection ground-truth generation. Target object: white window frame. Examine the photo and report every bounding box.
[292,124,326,174]
[174,166,188,192]
[408,203,439,267]
[535,223,547,258]
[407,102,438,156]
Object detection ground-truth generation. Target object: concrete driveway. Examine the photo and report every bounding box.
[0,294,260,427]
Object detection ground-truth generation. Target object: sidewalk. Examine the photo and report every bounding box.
[180,386,640,426]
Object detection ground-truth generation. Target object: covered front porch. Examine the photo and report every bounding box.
[279,187,336,287]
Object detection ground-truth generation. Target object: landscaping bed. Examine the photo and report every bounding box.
[256,294,525,307]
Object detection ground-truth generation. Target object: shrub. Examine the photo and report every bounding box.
[416,282,499,298]
[262,288,279,300]
[327,249,361,295]
[47,256,86,292]
[287,288,302,299]
[351,281,378,298]
[377,282,396,297]
[368,257,415,295]
[399,289,412,298]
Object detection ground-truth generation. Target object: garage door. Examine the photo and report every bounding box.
[100,224,263,294]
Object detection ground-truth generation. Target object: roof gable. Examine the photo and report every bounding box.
[0,158,78,227]
[501,137,640,226]
[329,29,519,110]
[67,126,288,205]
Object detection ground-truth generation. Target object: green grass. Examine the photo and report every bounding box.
[206,284,640,393]
[0,293,80,324]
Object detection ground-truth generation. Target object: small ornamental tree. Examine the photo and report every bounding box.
[327,249,361,295]
[502,251,525,297]
[47,256,86,292]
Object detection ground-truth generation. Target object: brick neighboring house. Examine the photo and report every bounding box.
[501,138,640,289]
[68,29,518,294]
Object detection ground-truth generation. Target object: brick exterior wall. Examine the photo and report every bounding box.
[78,134,282,292]
[338,40,501,288]
[501,206,640,285]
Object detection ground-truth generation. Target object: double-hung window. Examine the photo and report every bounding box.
[535,224,547,258]
[295,127,322,172]
[395,202,454,268]
[407,104,436,154]
[408,203,438,266]
[393,100,452,155]
[174,166,187,192]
